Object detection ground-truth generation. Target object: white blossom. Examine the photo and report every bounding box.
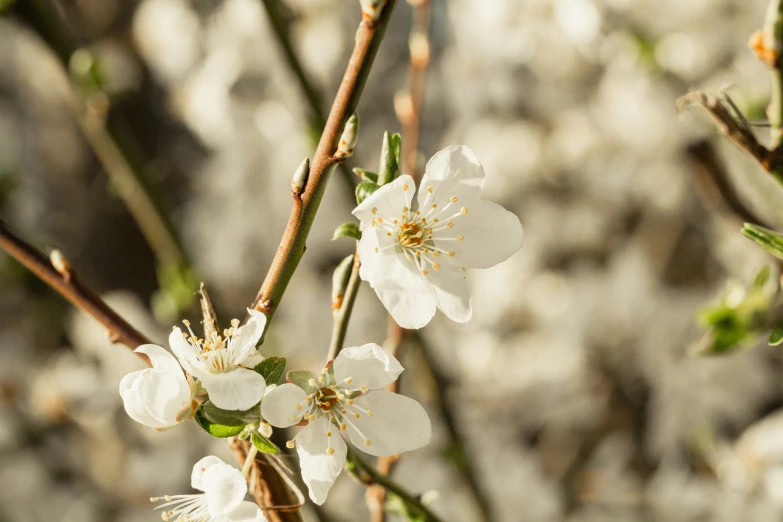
[119,344,195,430]
[170,309,268,411]
[353,145,524,329]
[151,456,266,521]
[261,344,431,504]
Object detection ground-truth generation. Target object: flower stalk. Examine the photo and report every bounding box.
[327,252,362,361]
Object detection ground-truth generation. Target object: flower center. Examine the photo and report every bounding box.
[398,222,424,248]
[317,387,338,411]
[181,318,242,372]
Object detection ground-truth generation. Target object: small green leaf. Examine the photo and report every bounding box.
[251,432,280,454]
[378,131,402,186]
[332,223,361,241]
[253,356,286,386]
[287,370,319,394]
[754,265,771,289]
[200,400,260,427]
[195,403,246,438]
[743,223,783,260]
[771,320,783,346]
[356,182,379,205]
[353,168,378,183]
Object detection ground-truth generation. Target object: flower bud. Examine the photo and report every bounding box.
[332,254,355,312]
[49,249,71,278]
[335,114,359,160]
[291,158,310,196]
[360,0,386,22]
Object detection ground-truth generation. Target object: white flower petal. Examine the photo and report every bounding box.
[120,368,192,429]
[333,343,403,390]
[375,286,436,330]
[225,501,267,522]
[418,145,485,209]
[201,368,266,411]
[363,251,423,293]
[441,199,523,269]
[426,261,472,323]
[242,351,265,369]
[136,344,184,375]
[260,383,308,428]
[169,327,207,378]
[352,174,415,223]
[230,309,267,365]
[295,417,347,505]
[346,390,431,457]
[191,456,227,490]
[201,461,247,516]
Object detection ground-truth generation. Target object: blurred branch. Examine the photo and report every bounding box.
[396,0,431,178]
[0,222,151,356]
[346,447,444,522]
[686,140,772,228]
[259,0,356,189]
[327,251,361,361]
[9,0,199,315]
[413,333,495,522]
[758,0,783,148]
[251,0,398,336]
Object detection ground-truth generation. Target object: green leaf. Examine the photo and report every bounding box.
[353,168,378,183]
[332,223,361,241]
[771,319,783,346]
[251,432,280,454]
[754,265,771,289]
[355,182,379,205]
[287,370,319,394]
[253,356,286,386]
[378,131,402,186]
[199,400,261,427]
[743,223,783,260]
[194,402,246,438]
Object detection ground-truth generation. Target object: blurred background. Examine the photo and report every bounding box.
[4,0,783,521]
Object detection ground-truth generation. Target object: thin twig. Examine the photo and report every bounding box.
[327,252,361,361]
[259,0,356,190]
[346,447,444,522]
[251,0,398,336]
[0,222,151,354]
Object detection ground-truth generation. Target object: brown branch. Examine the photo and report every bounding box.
[250,1,398,334]
[0,222,151,355]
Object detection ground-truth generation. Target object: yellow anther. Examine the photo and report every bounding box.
[347,399,354,405]
[433,263,441,271]
[448,250,455,256]
[321,368,328,375]
[377,217,383,223]
[231,318,240,328]
[340,423,347,431]
[427,186,433,193]
[461,206,468,215]
[434,218,439,223]
[374,247,379,253]
[150,497,159,503]
[422,269,429,275]
[386,232,391,237]
[365,438,372,446]
[286,440,296,448]
[344,377,353,384]
[164,496,172,501]
[367,410,373,417]
[295,403,302,410]
[433,251,441,257]
[447,222,454,228]
[361,386,369,393]
[326,431,332,437]
[403,206,409,212]
[309,379,316,386]
[354,413,360,419]
[403,184,409,191]
[371,207,378,214]
[450,196,458,203]
[307,396,313,402]
[432,204,437,209]
[393,219,398,224]
[457,235,464,242]
[182,320,190,326]
[327,446,335,455]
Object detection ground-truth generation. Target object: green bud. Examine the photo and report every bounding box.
[335,114,359,159]
[332,255,355,312]
[355,181,379,204]
[743,223,783,259]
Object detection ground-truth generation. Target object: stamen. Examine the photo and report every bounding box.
[286,440,295,448]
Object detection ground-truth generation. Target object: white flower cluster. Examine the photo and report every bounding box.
[118,146,522,517]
